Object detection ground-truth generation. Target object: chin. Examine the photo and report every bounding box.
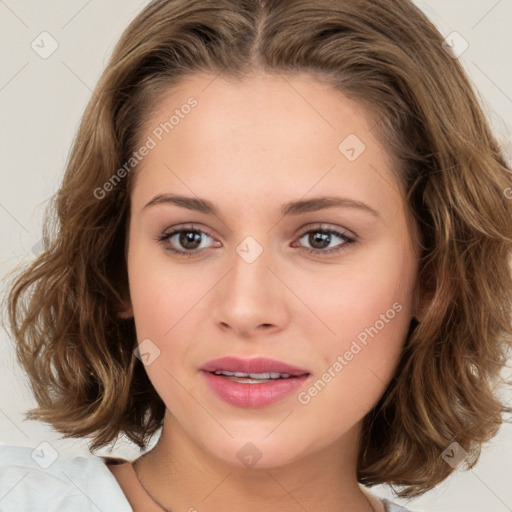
[201,433,317,471]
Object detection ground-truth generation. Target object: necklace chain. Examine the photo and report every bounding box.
[132,457,173,512]
[132,457,377,512]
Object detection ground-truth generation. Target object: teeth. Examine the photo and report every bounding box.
[213,370,292,379]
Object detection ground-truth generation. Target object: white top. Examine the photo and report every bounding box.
[0,444,414,511]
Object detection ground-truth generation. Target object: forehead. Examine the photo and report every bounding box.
[131,72,404,221]
[139,72,382,162]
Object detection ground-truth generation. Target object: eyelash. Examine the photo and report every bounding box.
[155,223,356,258]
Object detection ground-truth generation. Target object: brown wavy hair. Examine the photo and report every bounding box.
[4,0,512,499]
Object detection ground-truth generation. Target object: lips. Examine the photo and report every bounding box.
[200,357,311,407]
[201,356,310,377]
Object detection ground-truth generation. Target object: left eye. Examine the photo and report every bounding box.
[156,225,355,257]
[293,228,355,255]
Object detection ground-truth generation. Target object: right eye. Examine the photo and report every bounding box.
[156,224,220,257]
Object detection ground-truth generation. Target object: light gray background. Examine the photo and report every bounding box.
[1,1,511,511]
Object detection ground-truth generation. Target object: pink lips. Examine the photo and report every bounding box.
[201,356,311,408]
[201,356,310,376]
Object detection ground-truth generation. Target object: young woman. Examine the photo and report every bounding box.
[3,0,512,511]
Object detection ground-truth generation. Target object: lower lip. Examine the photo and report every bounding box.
[202,371,310,408]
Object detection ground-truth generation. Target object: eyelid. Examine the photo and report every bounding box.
[159,223,216,240]
[156,223,218,244]
[295,223,356,240]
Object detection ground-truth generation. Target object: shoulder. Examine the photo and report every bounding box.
[0,444,132,512]
[362,486,419,512]
[382,498,419,511]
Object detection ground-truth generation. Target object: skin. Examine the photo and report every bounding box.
[109,72,422,512]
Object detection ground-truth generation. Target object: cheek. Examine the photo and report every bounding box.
[296,291,411,434]
[300,243,415,402]
[127,241,210,339]
[127,246,219,389]
[126,249,203,408]
[306,240,415,343]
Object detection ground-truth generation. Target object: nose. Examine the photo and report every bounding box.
[212,241,290,339]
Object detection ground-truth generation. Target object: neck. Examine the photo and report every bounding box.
[134,411,378,512]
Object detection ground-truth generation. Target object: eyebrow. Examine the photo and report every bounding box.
[142,193,380,217]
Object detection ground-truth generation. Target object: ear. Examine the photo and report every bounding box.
[115,277,133,319]
[117,304,134,319]
[412,280,430,323]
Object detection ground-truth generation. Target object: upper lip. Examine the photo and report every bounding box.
[201,357,310,376]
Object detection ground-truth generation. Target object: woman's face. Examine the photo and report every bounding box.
[126,72,420,468]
